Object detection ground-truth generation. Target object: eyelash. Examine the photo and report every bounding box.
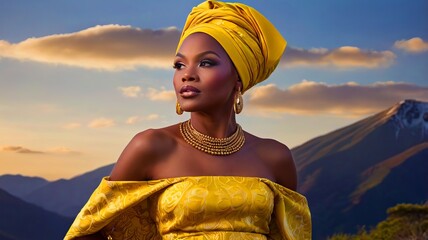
[172,60,217,70]
[200,60,218,67]
[173,62,184,70]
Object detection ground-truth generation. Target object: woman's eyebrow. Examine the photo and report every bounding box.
[175,51,222,59]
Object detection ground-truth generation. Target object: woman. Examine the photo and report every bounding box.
[65,1,311,239]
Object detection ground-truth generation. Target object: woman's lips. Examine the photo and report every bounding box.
[180,85,201,97]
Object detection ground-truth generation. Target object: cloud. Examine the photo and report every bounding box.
[282,46,395,69]
[1,145,44,154]
[246,81,428,117]
[145,114,161,121]
[394,37,428,53]
[0,24,180,71]
[48,147,80,155]
[119,86,142,98]
[88,118,115,128]
[126,114,160,124]
[0,145,80,155]
[126,116,140,125]
[0,24,398,71]
[145,87,176,101]
[119,86,175,101]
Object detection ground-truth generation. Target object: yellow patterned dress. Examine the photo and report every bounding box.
[64,176,311,239]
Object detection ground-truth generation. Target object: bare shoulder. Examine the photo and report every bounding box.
[247,134,297,191]
[109,125,178,181]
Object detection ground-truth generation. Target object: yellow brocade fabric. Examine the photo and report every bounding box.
[176,1,286,93]
[64,176,311,240]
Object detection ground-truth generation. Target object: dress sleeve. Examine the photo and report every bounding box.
[262,180,312,240]
[64,177,181,240]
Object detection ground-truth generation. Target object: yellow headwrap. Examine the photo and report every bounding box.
[176,0,286,93]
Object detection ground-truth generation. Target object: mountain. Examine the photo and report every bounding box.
[24,164,113,217]
[0,174,49,198]
[292,99,428,239]
[0,188,73,240]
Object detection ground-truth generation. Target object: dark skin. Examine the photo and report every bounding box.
[74,33,296,240]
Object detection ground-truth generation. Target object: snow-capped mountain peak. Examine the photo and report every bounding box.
[389,99,428,140]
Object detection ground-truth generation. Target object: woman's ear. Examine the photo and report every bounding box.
[235,79,243,91]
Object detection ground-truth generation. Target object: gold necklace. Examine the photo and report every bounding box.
[180,120,245,155]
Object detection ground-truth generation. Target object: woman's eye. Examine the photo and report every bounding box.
[173,62,184,70]
[199,60,215,67]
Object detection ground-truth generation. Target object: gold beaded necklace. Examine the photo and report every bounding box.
[179,120,245,155]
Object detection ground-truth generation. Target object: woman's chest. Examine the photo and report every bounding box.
[150,148,275,181]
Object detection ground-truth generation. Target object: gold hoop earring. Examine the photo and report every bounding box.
[176,101,183,115]
[234,90,243,114]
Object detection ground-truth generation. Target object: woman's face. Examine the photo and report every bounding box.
[173,33,240,114]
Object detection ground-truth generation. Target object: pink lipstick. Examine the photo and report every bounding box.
[180,85,201,97]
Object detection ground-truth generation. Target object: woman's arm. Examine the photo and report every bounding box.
[110,129,163,181]
[260,139,297,191]
[273,145,297,191]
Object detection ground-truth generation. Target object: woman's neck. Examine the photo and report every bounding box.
[189,111,237,138]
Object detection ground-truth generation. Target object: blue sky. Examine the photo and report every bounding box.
[0,0,427,180]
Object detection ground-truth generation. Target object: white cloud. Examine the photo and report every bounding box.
[145,114,160,120]
[126,116,140,124]
[394,37,428,53]
[88,118,115,128]
[246,81,428,117]
[145,87,176,101]
[282,46,396,69]
[48,147,80,155]
[126,114,160,125]
[119,86,142,98]
[0,24,399,71]
[0,25,180,71]
[118,86,175,101]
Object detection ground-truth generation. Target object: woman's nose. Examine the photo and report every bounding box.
[182,68,198,82]
[182,73,197,82]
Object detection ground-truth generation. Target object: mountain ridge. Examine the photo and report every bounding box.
[293,99,428,238]
[293,99,425,171]
[24,164,113,217]
[0,174,49,198]
[0,188,73,240]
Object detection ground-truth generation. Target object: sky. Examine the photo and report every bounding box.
[0,0,427,180]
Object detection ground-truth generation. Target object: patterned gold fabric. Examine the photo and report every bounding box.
[64,176,311,239]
